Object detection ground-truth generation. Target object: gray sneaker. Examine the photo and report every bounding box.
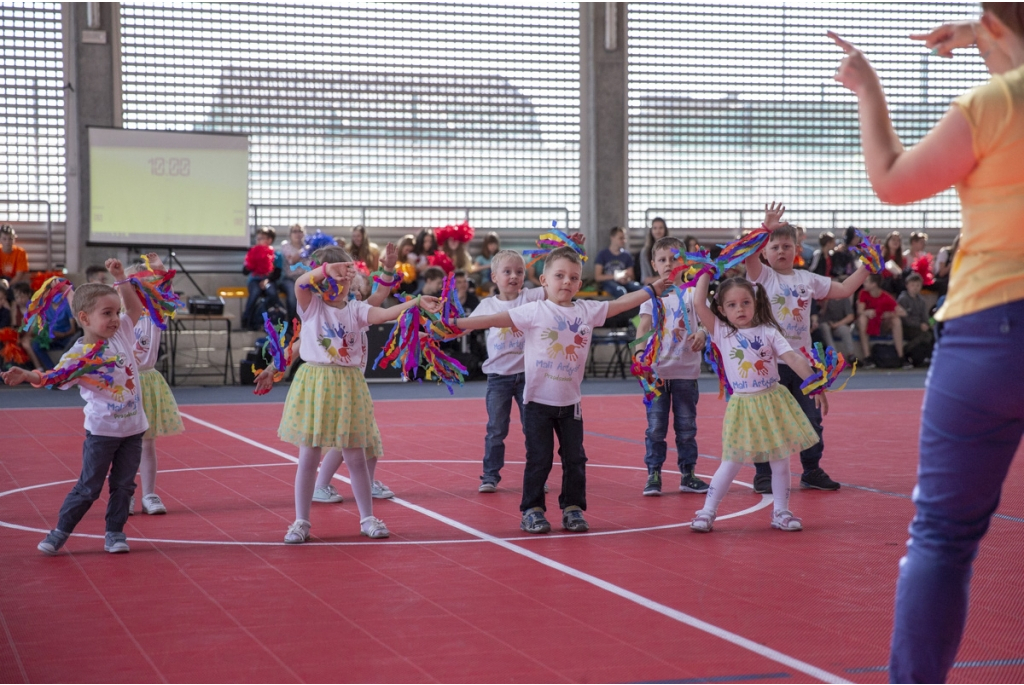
[520,507,551,534]
[478,480,498,493]
[128,495,135,516]
[37,529,69,556]
[312,484,344,503]
[141,494,167,515]
[561,506,589,533]
[104,531,130,554]
[371,480,394,499]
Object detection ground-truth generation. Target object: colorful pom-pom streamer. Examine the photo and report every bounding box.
[370,269,402,293]
[849,230,884,274]
[523,221,587,267]
[251,317,301,386]
[373,296,467,394]
[704,337,734,400]
[35,340,117,391]
[119,261,183,330]
[629,286,671,407]
[0,327,29,366]
[800,342,856,396]
[302,271,342,300]
[21,276,73,349]
[714,227,771,276]
[301,229,338,259]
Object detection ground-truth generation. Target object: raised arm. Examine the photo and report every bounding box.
[108,258,144,325]
[692,272,718,335]
[367,243,398,307]
[829,31,976,205]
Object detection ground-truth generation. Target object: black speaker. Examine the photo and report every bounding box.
[363,323,404,380]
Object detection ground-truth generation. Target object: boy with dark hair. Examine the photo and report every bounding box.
[594,226,642,298]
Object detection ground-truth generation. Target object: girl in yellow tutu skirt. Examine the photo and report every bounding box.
[257,245,440,544]
[690,272,828,533]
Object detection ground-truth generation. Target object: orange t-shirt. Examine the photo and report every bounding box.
[0,246,28,279]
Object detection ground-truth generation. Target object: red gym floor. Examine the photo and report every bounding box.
[1,389,1022,683]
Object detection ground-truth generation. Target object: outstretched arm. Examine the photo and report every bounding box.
[454,311,514,331]
[827,265,870,299]
[692,272,718,335]
[1,367,43,387]
[829,31,976,204]
[109,259,144,325]
[606,280,667,319]
[367,294,441,326]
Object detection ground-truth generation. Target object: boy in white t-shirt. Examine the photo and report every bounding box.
[745,203,869,493]
[2,259,149,555]
[454,247,666,534]
[635,237,709,496]
[469,249,547,492]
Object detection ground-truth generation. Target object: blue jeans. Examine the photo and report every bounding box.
[599,280,643,299]
[56,431,144,534]
[481,372,526,484]
[644,378,699,474]
[754,364,824,477]
[889,300,1024,683]
[521,401,587,512]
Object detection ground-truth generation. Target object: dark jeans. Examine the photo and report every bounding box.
[56,431,144,534]
[644,378,699,473]
[599,280,643,299]
[889,300,1024,683]
[481,372,526,484]
[521,401,586,513]
[754,364,823,477]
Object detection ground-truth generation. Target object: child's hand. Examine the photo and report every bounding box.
[325,262,355,281]
[864,308,876,320]
[2,368,34,386]
[763,201,786,230]
[253,366,276,395]
[381,243,398,271]
[688,330,706,352]
[418,295,442,314]
[815,392,829,416]
[106,258,125,280]
[648,278,669,297]
[145,252,166,272]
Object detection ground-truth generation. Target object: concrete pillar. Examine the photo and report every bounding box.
[579,2,628,268]
[63,2,122,272]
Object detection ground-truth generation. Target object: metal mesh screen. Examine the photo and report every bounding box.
[627,2,987,249]
[0,2,66,230]
[119,2,580,253]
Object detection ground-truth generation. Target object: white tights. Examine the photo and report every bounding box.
[139,438,158,497]
[701,458,792,515]
[314,450,378,490]
[295,446,374,522]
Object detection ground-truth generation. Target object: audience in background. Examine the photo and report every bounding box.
[881,231,906,295]
[594,226,642,298]
[808,232,835,277]
[350,225,380,272]
[933,234,959,297]
[856,274,908,369]
[0,224,30,285]
[905,231,935,288]
[242,226,284,331]
[473,232,501,287]
[817,295,859,362]
[639,217,668,285]
[454,270,480,312]
[411,228,437,276]
[280,223,307,321]
[898,273,933,366]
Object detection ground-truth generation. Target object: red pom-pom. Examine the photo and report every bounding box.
[244,245,275,277]
[434,220,474,246]
[30,270,64,293]
[353,261,371,276]
[428,251,455,274]
[0,327,29,365]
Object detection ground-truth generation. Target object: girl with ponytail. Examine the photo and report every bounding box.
[689,273,828,534]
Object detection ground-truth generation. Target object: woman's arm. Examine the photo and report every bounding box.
[830,32,977,204]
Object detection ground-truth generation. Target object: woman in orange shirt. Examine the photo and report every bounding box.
[0,224,30,285]
[831,5,1024,682]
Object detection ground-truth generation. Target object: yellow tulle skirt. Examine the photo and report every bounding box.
[278,364,382,455]
[139,369,184,440]
[722,384,819,463]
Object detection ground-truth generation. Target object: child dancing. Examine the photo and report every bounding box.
[256,245,440,543]
[689,272,827,533]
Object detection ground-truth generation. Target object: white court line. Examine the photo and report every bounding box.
[179,411,850,684]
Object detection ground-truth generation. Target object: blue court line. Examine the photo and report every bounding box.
[847,656,1024,673]
[640,673,790,683]
[586,431,1024,525]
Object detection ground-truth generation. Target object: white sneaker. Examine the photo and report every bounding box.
[771,509,803,532]
[360,516,390,539]
[371,480,394,499]
[141,494,167,515]
[128,496,135,516]
[690,509,716,533]
[312,484,344,503]
[284,519,311,544]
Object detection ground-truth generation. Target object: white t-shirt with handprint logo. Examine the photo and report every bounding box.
[752,267,831,357]
[470,287,546,376]
[638,287,702,380]
[508,299,609,406]
[296,295,370,368]
[710,322,791,395]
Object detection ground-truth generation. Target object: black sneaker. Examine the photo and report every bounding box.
[643,471,662,497]
[679,468,709,493]
[752,472,773,494]
[861,358,877,370]
[800,467,841,491]
[520,507,551,534]
[561,506,590,533]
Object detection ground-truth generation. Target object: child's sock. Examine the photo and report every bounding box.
[140,438,157,496]
[769,458,792,512]
[294,446,322,522]
[315,449,345,490]
[702,461,743,514]
[342,448,374,520]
